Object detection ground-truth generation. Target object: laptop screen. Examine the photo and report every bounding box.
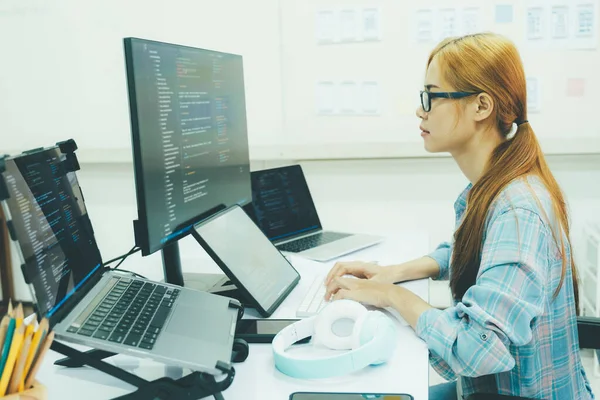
[2,147,103,317]
[246,165,321,241]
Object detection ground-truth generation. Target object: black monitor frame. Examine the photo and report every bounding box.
[123,37,251,286]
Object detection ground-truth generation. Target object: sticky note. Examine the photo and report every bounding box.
[495,5,514,24]
[567,78,585,97]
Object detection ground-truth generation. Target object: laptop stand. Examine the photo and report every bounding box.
[50,340,239,400]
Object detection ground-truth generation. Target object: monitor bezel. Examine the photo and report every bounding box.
[123,37,251,256]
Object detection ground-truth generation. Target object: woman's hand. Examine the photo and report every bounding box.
[324,261,396,286]
[324,276,393,308]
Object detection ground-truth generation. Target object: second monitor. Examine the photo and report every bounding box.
[123,37,252,286]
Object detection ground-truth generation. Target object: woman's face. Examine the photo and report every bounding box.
[416,57,477,154]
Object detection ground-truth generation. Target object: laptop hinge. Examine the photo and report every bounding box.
[274,228,321,245]
[49,265,110,328]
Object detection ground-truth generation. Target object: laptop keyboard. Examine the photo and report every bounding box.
[276,231,351,253]
[66,277,179,350]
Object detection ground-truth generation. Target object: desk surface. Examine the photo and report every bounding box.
[37,233,430,400]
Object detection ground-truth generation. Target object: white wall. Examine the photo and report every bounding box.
[9,155,600,304]
[0,0,284,155]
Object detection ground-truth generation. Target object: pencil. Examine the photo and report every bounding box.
[0,324,25,396]
[0,318,16,380]
[19,318,48,392]
[14,304,23,320]
[24,331,54,390]
[7,332,31,394]
[6,301,13,318]
[0,316,9,356]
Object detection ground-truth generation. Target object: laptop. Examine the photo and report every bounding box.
[243,164,383,262]
[0,145,240,375]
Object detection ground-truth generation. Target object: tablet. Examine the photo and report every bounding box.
[192,204,300,317]
[289,393,413,400]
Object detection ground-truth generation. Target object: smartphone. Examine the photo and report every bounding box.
[235,319,310,344]
[289,393,414,400]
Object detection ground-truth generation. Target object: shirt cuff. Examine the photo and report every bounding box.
[426,247,450,281]
[416,307,444,342]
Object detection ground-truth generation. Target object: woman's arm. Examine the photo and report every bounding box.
[413,208,548,379]
[390,255,444,282]
[388,241,452,282]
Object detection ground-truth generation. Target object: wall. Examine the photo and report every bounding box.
[2,0,599,163]
[278,0,600,157]
[9,155,600,304]
[0,0,284,157]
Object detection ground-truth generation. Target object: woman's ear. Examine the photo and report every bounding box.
[473,93,494,122]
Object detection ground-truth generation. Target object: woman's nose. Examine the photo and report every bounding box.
[416,106,426,119]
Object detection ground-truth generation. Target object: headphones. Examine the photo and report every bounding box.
[272,299,397,379]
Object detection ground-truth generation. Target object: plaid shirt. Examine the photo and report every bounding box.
[416,177,595,399]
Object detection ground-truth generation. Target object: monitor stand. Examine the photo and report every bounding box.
[161,241,252,306]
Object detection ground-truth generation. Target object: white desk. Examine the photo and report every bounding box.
[36,233,430,400]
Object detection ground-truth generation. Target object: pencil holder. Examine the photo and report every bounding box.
[0,381,46,400]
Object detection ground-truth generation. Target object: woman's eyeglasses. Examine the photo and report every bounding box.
[420,90,479,112]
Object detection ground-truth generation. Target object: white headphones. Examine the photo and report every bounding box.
[272,299,398,379]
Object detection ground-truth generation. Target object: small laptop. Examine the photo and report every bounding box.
[0,145,240,375]
[243,164,383,262]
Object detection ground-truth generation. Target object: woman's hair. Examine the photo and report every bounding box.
[428,32,579,311]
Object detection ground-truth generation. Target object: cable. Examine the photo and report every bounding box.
[102,246,140,267]
[112,247,140,270]
[102,246,147,279]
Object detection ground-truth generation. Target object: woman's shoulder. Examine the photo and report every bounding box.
[489,175,555,226]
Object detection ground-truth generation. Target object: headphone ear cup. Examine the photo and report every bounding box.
[356,311,397,366]
[313,299,368,350]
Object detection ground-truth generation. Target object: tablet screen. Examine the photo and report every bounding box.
[192,205,300,316]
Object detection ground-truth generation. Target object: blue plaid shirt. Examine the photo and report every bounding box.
[416,177,595,399]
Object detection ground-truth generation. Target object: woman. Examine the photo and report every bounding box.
[324,32,595,399]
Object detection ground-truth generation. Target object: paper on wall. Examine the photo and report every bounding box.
[495,4,514,23]
[316,81,336,115]
[526,77,541,113]
[339,81,358,114]
[339,9,358,42]
[439,8,458,40]
[360,81,380,115]
[416,9,434,43]
[316,10,336,43]
[362,8,381,41]
[461,8,480,35]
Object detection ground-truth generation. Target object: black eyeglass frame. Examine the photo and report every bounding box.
[420,90,479,112]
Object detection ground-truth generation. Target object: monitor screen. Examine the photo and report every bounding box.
[2,147,103,317]
[124,37,251,255]
[192,205,300,317]
[247,165,320,241]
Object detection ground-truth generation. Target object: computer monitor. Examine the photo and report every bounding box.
[123,37,251,285]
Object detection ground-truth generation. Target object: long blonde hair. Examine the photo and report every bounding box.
[428,33,578,310]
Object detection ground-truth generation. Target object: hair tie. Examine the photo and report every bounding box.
[517,120,529,126]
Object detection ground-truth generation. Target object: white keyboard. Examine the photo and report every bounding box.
[296,276,329,317]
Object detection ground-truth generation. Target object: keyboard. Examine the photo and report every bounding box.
[277,231,351,253]
[67,277,179,350]
[296,276,329,317]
